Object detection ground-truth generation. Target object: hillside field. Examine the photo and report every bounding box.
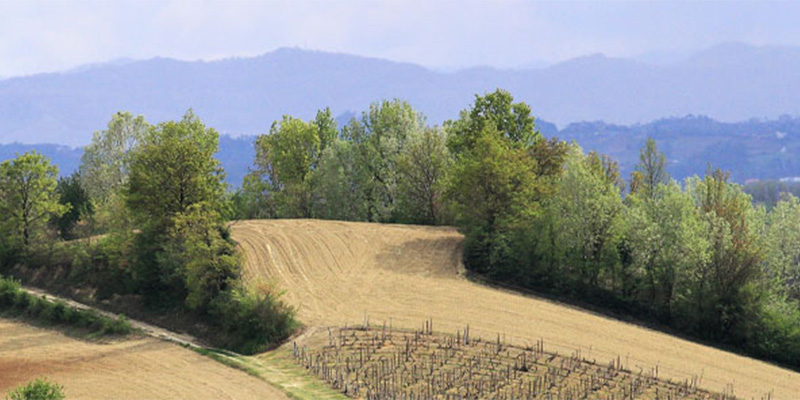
[0,319,287,400]
[232,219,800,399]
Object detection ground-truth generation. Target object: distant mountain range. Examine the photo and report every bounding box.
[2,42,800,147]
[3,42,800,186]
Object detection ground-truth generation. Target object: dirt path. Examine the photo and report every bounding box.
[232,219,800,400]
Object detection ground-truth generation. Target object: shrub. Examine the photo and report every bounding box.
[210,283,298,354]
[5,377,64,400]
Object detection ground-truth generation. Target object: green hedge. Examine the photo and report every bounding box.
[0,276,132,336]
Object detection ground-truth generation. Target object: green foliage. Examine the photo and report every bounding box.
[446,89,539,155]
[629,138,669,198]
[764,194,800,302]
[210,282,298,354]
[81,111,148,203]
[163,204,239,311]
[311,139,370,221]
[624,182,709,314]
[681,169,763,341]
[249,115,321,218]
[52,172,92,240]
[0,152,67,262]
[126,110,226,229]
[80,112,148,233]
[446,125,539,275]
[344,99,426,222]
[70,233,134,299]
[6,377,64,400]
[540,147,625,287]
[395,127,452,224]
[0,275,132,336]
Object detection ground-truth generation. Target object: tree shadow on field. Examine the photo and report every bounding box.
[374,236,463,278]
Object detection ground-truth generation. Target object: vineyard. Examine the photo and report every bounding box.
[293,321,742,400]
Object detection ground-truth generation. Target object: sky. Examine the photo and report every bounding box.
[2,0,800,78]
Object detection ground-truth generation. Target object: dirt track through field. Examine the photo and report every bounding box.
[232,219,800,399]
[0,320,287,399]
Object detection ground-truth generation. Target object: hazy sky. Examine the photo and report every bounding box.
[2,0,799,77]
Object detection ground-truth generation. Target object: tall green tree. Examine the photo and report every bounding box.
[344,99,426,221]
[446,125,539,275]
[0,152,67,257]
[682,169,763,342]
[396,127,452,225]
[80,112,149,232]
[446,89,539,155]
[764,194,800,302]
[629,138,669,198]
[52,172,92,240]
[125,110,226,299]
[545,147,625,287]
[126,110,225,228]
[625,182,709,315]
[311,139,370,221]
[249,116,321,218]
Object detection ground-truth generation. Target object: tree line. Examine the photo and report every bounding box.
[0,89,798,367]
[233,89,800,368]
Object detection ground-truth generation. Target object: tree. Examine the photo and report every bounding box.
[446,125,539,275]
[249,116,321,218]
[764,194,800,302]
[310,139,370,221]
[52,172,92,240]
[629,138,669,198]
[80,112,149,232]
[681,169,763,342]
[396,127,452,224]
[125,110,226,299]
[625,182,709,315]
[344,99,426,221]
[0,152,67,256]
[313,107,338,160]
[446,89,539,155]
[545,147,625,288]
[126,110,225,228]
[6,377,64,400]
[161,203,239,312]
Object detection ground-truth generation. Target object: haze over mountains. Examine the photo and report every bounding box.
[2,42,800,147]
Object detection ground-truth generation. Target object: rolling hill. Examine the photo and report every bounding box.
[232,219,800,399]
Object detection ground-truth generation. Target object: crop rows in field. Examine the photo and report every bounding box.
[293,321,742,400]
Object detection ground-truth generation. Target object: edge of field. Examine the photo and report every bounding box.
[202,346,346,400]
[14,286,344,400]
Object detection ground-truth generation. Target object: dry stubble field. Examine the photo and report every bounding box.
[0,319,287,399]
[232,219,800,399]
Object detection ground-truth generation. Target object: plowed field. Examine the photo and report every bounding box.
[232,219,800,399]
[0,319,287,400]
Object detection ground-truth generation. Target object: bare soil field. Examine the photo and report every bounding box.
[0,319,287,400]
[232,219,800,399]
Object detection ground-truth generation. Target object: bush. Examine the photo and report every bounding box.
[5,377,64,400]
[0,275,132,337]
[210,283,298,354]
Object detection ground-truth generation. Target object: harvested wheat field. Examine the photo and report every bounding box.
[0,319,287,400]
[232,219,800,399]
